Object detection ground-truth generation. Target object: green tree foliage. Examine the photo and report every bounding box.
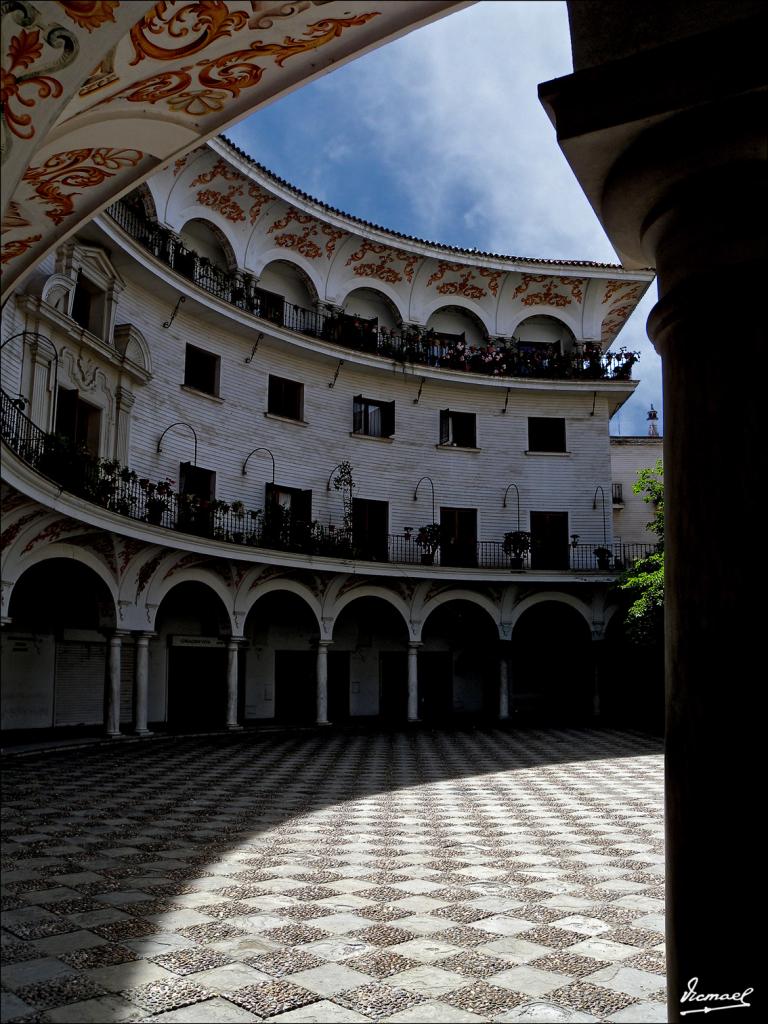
[619,458,664,644]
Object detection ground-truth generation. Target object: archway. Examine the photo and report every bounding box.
[258,259,317,331]
[602,611,663,733]
[426,304,488,350]
[511,600,592,722]
[179,218,236,272]
[154,581,231,732]
[515,314,576,353]
[420,599,499,721]
[4,559,116,732]
[343,286,402,332]
[332,597,410,723]
[244,591,320,725]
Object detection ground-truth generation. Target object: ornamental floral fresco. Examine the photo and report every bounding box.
[601,282,647,342]
[426,262,503,299]
[190,156,271,224]
[267,207,345,260]
[345,240,420,285]
[511,273,585,306]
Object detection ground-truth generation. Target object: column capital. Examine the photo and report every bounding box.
[317,639,334,648]
[408,640,423,649]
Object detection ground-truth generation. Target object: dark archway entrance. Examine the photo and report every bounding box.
[156,582,230,732]
[5,558,116,732]
[245,591,319,725]
[333,597,409,724]
[421,600,498,722]
[512,601,592,723]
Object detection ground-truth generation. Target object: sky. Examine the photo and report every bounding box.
[225,0,662,437]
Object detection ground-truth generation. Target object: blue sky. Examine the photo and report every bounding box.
[225,0,661,436]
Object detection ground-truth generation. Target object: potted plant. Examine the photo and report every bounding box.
[503,530,531,570]
[594,546,612,570]
[415,523,441,565]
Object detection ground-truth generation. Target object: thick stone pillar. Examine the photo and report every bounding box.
[226,638,244,730]
[133,632,154,736]
[605,109,763,1016]
[316,640,332,725]
[105,632,126,738]
[407,641,421,721]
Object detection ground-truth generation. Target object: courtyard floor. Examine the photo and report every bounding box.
[1,728,666,1024]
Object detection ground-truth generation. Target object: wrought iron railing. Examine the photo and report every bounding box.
[2,390,658,570]
[107,200,639,383]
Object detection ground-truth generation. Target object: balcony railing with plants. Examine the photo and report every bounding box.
[107,199,639,384]
[2,391,657,571]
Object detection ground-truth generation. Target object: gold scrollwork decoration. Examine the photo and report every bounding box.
[22,147,144,224]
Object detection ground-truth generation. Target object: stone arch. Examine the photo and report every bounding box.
[425,302,491,347]
[507,306,581,340]
[422,299,493,340]
[5,544,119,622]
[41,273,76,314]
[238,579,322,633]
[145,568,235,633]
[418,588,501,640]
[328,586,411,640]
[337,283,407,326]
[248,247,324,299]
[178,217,238,273]
[508,590,593,634]
[258,257,319,309]
[514,313,577,350]
[113,323,152,375]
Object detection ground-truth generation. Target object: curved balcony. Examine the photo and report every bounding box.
[2,390,658,575]
[107,200,640,384]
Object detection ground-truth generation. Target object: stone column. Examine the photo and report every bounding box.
[133,632,154,736]
[316,640,332,725]
[226,638,244,730]
[498,643,510,720]
[105,632,126,738]
[407,641,421,721]
[603,109,763,1016]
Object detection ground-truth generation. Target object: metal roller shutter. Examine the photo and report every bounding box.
[54,640,105,726]
[120,641,135,724]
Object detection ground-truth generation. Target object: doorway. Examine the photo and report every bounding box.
[274,650,315,723]
[167,644,227,731]
[530,511,569,569]
[379,652,408,722]
[328,651,350,721]
[418,651,453,721]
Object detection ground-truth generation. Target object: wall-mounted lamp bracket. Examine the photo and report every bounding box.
[413,377,426,405]
[244,332,263,364]
[162,295,185,330]
[328,360,344,388]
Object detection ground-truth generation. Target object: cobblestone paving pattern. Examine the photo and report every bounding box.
[1,728,666,1023]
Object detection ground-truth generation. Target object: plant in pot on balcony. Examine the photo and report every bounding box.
[503,530,531,570]
[229,500,246,543]
[141,477,174,525]
[594,546,613,570]
[415,523,441,565]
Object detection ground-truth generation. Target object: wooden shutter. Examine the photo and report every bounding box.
[439,409,450,445]
[293,489,312,525]
[353,395,364,434]
[382,401,395,437]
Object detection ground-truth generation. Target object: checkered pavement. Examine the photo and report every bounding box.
[1,728,666,1023]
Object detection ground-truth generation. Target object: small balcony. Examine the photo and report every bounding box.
[106,200,639,385]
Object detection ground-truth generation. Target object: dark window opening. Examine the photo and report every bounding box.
[268,375,304,421]
[55,386,101,456]
[184,344,220,396]
[254,287,284,325]
[265,482,312,548]
[528,417,566,452]
[439,409,477,448]
[440,507,477,567]
[612,482,624,504]
[352,497,389,561]
[178,462,216,535]
[530,511,570,569]
[70,274,104,336]
[352,395,395,437]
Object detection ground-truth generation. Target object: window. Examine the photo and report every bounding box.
[439,409,476,448]
[265,483,312,547]
[530,511,569,569]
[612,482,624,505]
[184,344,220,396]
[353,395,395,438]
[55,387,101,456]
[352,498,389,561]
[440,507,477,567]
[528,417,566,452]
[70,272,105,336]
[178,463,216,536]
[268,375,304,421]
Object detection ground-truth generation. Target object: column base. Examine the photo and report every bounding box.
[106,730,126,739]
[134,729,153,737]
[316,719,332,727]
[226,723,243,731]
[407,717,421,723]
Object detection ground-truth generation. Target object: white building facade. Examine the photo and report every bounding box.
[1,140,655,736]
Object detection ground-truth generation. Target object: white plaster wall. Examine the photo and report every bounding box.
[259,261,315,307]
[610,439,664,545]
